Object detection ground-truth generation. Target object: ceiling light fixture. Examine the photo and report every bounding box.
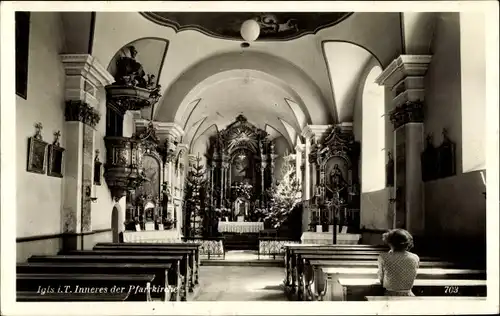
[240,19,260,42]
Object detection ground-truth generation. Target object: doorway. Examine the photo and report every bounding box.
[111,206,119,243]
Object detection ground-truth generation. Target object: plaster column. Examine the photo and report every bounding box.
[60,54,114,250]
[295,144,303,184]
[301,124,332,232]
[375,55,432,236]
[156,122,184,238]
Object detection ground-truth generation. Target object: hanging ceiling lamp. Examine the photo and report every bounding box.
[240,19,260,42]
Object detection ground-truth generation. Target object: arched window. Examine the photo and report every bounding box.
[361,66,385,193]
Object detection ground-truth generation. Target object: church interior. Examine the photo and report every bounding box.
[8,8,495,305]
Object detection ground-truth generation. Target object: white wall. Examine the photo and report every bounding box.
[424,12,486,241]
[361,65,385,193]
[460,12,486,172]
[16,12,66,238]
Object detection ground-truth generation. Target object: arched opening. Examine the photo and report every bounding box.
[361,65,385,193]
[111,205,120,243]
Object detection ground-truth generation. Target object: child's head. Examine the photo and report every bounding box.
[382,229,414,251]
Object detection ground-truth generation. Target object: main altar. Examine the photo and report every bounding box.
[206,115,276,228]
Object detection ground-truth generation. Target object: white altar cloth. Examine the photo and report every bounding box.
[123,230,180,243]
[300,232,361,245]
[218,221,264,234]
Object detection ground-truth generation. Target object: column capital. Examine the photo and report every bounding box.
[375,55,432,89]
[61,54,114,87]
[134,119,185,141]
[301,125,332,143]
[295,144,305,153]
[157,122,185,140]
[60,54,114,107]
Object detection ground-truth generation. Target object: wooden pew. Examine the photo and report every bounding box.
[338,278,487,301]
[95,242,201,285]
[17,261,175,301]
[17,291,130,302]
[283,244,387,294]
[365,295,486,301]
[64,249,195,294]
[310,267,486,301]
[290,253,444,300]
[298,258,461,301]
[17,273,155,301]
[28,254,187,301]
[93,245,199,287]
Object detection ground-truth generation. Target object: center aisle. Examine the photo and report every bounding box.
[192,266,286,301]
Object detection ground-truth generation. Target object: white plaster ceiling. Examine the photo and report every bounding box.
[92,12,401,148]
[323,41,374,123]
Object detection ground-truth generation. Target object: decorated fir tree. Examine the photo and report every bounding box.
[183,155,206,237]
[264,158,302,229]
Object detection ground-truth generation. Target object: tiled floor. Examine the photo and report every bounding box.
[192,265,287,301]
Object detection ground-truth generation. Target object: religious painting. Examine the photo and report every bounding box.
[231,149,254,182]
[94,160,102,185]
[136,155,161,200]
[27,137,48,174]
[324,157,348,201]
[47,144,65,178]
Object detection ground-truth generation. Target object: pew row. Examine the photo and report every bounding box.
[65,249,195,294]
[28,254,186,301]
[17,291,130,302]
[94,242,201,285]
[305,267,486,301]
[17,261,175,301]
[338,278,487,301]
[17,273,155,301]
[283,245,388,294]
[293,256,462,300]
[364,296,486,301]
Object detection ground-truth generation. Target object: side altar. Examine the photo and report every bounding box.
[302,123,361,245]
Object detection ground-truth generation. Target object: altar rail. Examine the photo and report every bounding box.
[258,237,300,259]
[182,237,225,259]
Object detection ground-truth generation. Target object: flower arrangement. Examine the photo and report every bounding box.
[163,217,175,229]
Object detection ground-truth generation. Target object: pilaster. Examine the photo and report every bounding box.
[60,54,113,249]
[376,55,431,236]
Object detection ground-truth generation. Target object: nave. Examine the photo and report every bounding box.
[8,6,496,313]
[16,241,486,302]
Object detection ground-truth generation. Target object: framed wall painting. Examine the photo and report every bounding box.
[47,130,64,178]
[27,137,48,174]
[94,150,102,185]
[47,144,65,178]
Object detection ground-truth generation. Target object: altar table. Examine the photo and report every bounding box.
[218,221,264,234]
[300,232,361,245]
[123,230,181,243]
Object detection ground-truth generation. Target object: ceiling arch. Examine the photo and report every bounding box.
[154,50,331,125]
[322,41,382,123]
[178,70,307,128]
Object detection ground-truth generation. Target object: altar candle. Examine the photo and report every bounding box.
[480,171,486,186]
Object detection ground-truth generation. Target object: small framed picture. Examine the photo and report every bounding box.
[47,144,65,178]
[27,137,48,174]
[94,161,102,185]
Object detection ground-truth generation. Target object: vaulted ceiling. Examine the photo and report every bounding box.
[92,11,403,150]
[140,12,352,41]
